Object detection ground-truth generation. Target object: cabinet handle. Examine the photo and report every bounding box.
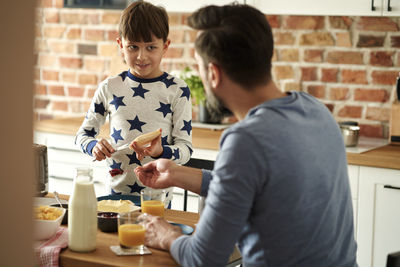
[388,0,392,11]
[384,185,400,190]
[371,0,376,10]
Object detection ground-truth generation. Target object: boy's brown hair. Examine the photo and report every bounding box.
[119,1,169,42]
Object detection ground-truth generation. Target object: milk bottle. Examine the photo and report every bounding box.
[68,167,97,252]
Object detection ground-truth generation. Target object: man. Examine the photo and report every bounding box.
[135,4,358,267]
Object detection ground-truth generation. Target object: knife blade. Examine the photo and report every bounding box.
[396,73,400,101]
[92,143,131,162]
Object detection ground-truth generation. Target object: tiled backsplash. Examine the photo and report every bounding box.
[34,0,400,138]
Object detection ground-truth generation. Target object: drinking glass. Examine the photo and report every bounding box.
[140,188,167,217]
[117,211,146,253]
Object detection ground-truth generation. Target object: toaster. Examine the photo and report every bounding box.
[33,143,48,196]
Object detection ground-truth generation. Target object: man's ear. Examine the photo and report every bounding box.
[208,62,220,89]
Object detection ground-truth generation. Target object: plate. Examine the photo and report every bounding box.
[97,195,141,206]
[170,222,194,235]
[34,197,68,206]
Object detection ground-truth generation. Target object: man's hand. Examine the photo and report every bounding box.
[130,129,163,161]
[134,159,177,189]
[139,214,182,251]
[92,138,115,161]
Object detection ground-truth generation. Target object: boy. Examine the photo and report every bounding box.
[75,1,193,204]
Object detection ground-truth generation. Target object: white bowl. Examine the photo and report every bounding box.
[34,207,66,240]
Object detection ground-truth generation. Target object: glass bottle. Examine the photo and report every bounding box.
[68,167,97,252]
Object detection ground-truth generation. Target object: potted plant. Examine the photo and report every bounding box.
[180,67,221,124]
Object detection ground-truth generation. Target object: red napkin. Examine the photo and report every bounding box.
[34,227,68,267]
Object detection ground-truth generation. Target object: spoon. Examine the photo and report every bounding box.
[53,191,63,208]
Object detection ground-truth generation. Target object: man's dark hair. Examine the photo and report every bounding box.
[119,1,169,42]
[187,4,274,89]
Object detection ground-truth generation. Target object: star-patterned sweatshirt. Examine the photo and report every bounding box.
[75,71,193,202]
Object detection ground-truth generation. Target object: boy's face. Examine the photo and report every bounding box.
[117,36,170,79]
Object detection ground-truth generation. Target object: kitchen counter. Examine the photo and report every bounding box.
[34,117,400,170]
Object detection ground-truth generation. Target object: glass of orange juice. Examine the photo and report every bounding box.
[140,188,167,217]
[117,211,146,253]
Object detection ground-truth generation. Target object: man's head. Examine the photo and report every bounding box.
[119,1,169,43]
[187,4,274,90]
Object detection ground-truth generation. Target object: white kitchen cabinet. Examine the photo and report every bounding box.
[146,0,244,13]
[248,0,400,16]
[348,165,360,239]
[357,166,400,267]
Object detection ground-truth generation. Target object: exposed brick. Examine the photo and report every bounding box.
[397,54,400,67]
[327,51,364,65]
[369,51,394,67]
[304,49,323,63]
[357,17,398,32]
[87,88,96,98]
[60,12,86,24]
[68,86,85,97]
[101,12,121,24]
[338,105,363,118]
[48,41,75,54]
[336,32,352,47]
[354,88,389,102]
[78,44,97,55]
[301,67,318,81]
[48,85,65,96]
[43,25,66,38]
[371,70,398,85]
[330,87,349,100]
[86,13,100,24]
[38,0,52,8]
[44,10,59,23]
[329,16,353,29]
[300,32,334,46]
[59,57,83,69]
[165,47,184,58]
[321,68,338,83]
[273,65,294,80]
[325,103,335,113]
[66,28,82,39]
[99,43,119,57]
[186,29,198,43]
[169,29,185,44]
[360,124,383,138]
[307,85,325,98]
[341,69,367,84]
[279,49,299,62]
[84,29,104,41]
[169,13,183,26]
[357,35,385,48]
[284,82,301,91]
[366,107,391,121]
[35,84,47,95]
[285,16,324,30]
[39,54,57,67]
[35,39,48,52]
[42,70,59,81]
[35,25,42,38]
[54,0,63,8]
[390,36,400,48]
[274,32,295,45]
[107,30,119,41]
[84,58,106,72]
[61,71,76,83]
[34,68,40,81]
[78,74,98,85]
[266,15,280,28]
[52,101,69,111]
[35,99,50,109]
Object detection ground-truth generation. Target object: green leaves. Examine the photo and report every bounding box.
[180,67,205,106]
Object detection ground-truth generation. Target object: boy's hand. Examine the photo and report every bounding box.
[92,138,115,161]
[130,129,163,161]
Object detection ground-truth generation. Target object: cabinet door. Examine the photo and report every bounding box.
[357,166,400,267]
[146,0,241,12]
[382,0,400,16]
[249,0,383,16]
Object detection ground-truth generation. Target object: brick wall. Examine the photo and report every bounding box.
[34,0,400,138]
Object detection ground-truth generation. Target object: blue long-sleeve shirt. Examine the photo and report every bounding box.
[170,91,358,267]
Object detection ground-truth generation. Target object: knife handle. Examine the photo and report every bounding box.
[397,75,400,101]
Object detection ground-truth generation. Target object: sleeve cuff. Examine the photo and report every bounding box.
[86,140,98,156]
[201,169,212,197]
[170,235,190,264]
[153,145,173,159]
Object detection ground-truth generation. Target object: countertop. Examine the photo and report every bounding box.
[34,117,400,170]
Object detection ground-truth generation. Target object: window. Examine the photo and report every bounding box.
[64,0,139,9]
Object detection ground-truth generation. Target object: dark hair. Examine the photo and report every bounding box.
[187,4,274,89]
[119,1,169,42]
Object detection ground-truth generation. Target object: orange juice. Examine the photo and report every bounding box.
[141,200,164,217]
[118,224,145,247]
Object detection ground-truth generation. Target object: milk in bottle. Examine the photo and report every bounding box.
[68,167,97,252]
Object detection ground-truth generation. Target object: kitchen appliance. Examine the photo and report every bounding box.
[33,143,48,196]
[339,121,360,147]
[389,74,400,145]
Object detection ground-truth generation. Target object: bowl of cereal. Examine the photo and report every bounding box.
[34,206,66,240]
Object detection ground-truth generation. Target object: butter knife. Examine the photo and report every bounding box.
[92,143,130,162]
